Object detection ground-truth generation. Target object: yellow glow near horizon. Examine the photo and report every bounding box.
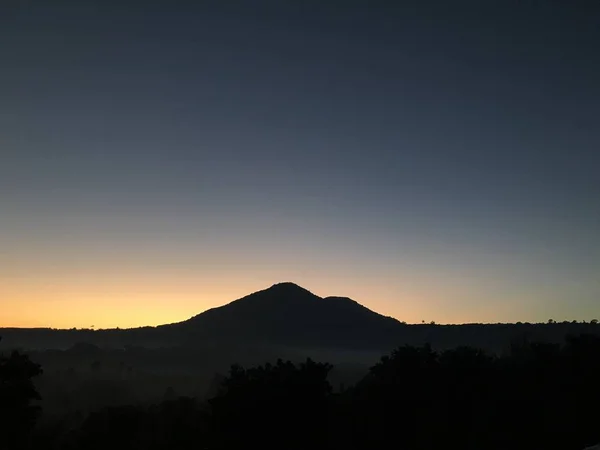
[2,246,595,328]
[1,267,442,329]
[0,270,549,329]
[1,275,256,329]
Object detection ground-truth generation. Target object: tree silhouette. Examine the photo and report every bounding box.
[0,337,43,450]
[350,344,441,449]
[5,333,600,450]
[209,358,333,449]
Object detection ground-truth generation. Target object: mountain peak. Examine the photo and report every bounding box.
[268,282,314,294]
[246,282,319,304]
[172,282,405,350]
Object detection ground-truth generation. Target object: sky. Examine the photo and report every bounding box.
[1,1,599,328]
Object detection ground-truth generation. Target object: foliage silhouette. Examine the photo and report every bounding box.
[6,333,600,450]
[209,358,333,449]
[0,336,43,450]
[344,336,600,450]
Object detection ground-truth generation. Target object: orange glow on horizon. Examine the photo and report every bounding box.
[2,251,588,328]
[1,269,452,329]
[0,271,548,329]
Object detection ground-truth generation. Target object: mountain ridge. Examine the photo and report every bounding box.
[161,282,405,350]
[2,282,599,353]
[181,282,399,323]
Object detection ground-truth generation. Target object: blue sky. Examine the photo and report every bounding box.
[1,1,599,327]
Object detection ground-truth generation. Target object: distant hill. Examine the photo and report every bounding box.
[3,282,599,416]
[160,282,405,350]
[1,282,599,353]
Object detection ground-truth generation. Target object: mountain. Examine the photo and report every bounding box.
[160,282,406,350]
[3,282,599,353]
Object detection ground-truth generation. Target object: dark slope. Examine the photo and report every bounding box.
[161,282,405,350]
[6,282,598,352]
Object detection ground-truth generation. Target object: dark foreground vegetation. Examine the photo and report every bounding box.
[2,334,600,450]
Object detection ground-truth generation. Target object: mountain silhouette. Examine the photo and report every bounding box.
[5,282,598,353]
[161,282,406,350]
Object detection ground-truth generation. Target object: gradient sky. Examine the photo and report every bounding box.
[1,1,599,328]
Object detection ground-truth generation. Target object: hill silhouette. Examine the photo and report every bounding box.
[1,282,599,354]
[160,282,405,350]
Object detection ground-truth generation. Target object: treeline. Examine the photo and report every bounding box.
[2,319,599,353]
[2,334,600,450]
